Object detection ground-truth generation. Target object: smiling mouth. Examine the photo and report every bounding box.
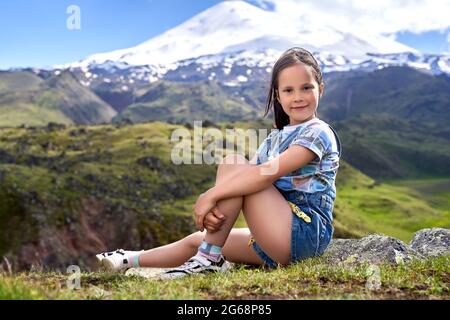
[292,106,308,109]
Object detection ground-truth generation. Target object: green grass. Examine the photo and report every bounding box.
[386,177,450,212]
[331,163,450,241]
[335,183,450,241]
[0,102,73,127]
[1,255,448,300]
[0,121,449,300]
[1,121,448,250]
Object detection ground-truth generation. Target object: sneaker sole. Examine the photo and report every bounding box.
[100,258,116,271]
[95,254,116,271]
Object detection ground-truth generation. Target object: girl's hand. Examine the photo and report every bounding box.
[193,192,217,231]
[203,207,226,233]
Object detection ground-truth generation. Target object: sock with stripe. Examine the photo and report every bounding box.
[197,240,222,262]
[124,250,142,268]
[130,253,141,268]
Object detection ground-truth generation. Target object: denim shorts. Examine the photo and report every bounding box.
[250,188,334,268]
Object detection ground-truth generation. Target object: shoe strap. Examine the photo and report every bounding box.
[180,255,210,269]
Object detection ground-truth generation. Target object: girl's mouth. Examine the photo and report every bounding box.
[292,105,308,109]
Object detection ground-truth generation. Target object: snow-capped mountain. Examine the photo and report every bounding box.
[60,0,450,88]
[67,0,416,68]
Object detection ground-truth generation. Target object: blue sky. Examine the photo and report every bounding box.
[396,30,450,55]
[0,0,448,69]
[0,0,222,69]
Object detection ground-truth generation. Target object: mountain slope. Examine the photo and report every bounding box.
[0,71,117,127]
[112,80,258,123]
[331,114,450,179]
[45,71,117,125]
[320,66,450,127]
[67,0,416,70]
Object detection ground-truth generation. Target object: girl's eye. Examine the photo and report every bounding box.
[283,87,313,93]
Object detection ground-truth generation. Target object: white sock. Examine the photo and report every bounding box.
[124,250,143,267]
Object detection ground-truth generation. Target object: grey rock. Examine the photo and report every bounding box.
[410,228,450,257]
[323,234,423,266]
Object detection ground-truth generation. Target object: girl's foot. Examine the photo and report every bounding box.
[96,249,143,272]
[159,254,232,279]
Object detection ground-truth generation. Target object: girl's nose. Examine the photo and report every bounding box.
[293,90,304,102]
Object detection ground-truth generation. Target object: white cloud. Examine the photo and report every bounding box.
[248,0,450,37]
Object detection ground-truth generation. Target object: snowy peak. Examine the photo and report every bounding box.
[70,1,271,68]
[68,0,418,69]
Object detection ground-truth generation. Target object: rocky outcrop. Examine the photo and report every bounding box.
[410,228,450,257]
[323,228,450,266]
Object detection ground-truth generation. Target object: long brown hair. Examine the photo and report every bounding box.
[263,47,323,130]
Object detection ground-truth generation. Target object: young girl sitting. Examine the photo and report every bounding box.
[96,47,341,279]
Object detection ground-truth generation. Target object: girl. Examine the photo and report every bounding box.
[96,47,341,279]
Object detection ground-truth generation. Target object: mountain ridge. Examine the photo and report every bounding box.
[66,0,417,69]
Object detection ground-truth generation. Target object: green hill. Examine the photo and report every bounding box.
[332,114,450,179]
[320,67,450,127]
[0,121,448,271]
[1,66,449,181]
[112,80,258,124]
[333,162,450,241]
[0,71,117,127]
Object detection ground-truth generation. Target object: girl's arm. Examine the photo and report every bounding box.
[193,146,315,230]
[207,145,316,202]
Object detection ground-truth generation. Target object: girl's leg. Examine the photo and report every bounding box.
[205,154,293,266]
[138,228,263,267]
[139,154,293,267]
[137,232,202,268]
[138,154,261,267]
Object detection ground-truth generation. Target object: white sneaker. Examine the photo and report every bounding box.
[96,249,143,272]
[159,254,232,280]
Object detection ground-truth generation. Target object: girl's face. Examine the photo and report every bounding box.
[276,63,324,126]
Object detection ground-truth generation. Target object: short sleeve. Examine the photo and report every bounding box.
[290,125,330,160]
[255,139,267,155]
[256,130,278,154]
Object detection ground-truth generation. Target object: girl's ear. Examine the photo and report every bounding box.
[319,83,325,98]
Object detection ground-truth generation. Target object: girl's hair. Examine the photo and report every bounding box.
[263,47,323,130]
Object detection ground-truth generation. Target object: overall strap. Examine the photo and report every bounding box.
[279,126,303,152]
[267,125,303,157]
[327,124,342,157]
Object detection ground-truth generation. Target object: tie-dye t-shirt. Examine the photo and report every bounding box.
[256,118,340,194]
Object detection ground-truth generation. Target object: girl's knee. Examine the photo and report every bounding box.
[216,155,249,183]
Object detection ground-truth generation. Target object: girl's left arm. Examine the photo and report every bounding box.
[193,145,316,230]
[209,145,316,201]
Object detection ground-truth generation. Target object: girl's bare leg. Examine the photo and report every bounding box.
[138,154,293,267]
[204,154,293,266]
[138,154,259,267]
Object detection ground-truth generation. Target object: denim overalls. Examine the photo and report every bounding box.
[252,123,342,267]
